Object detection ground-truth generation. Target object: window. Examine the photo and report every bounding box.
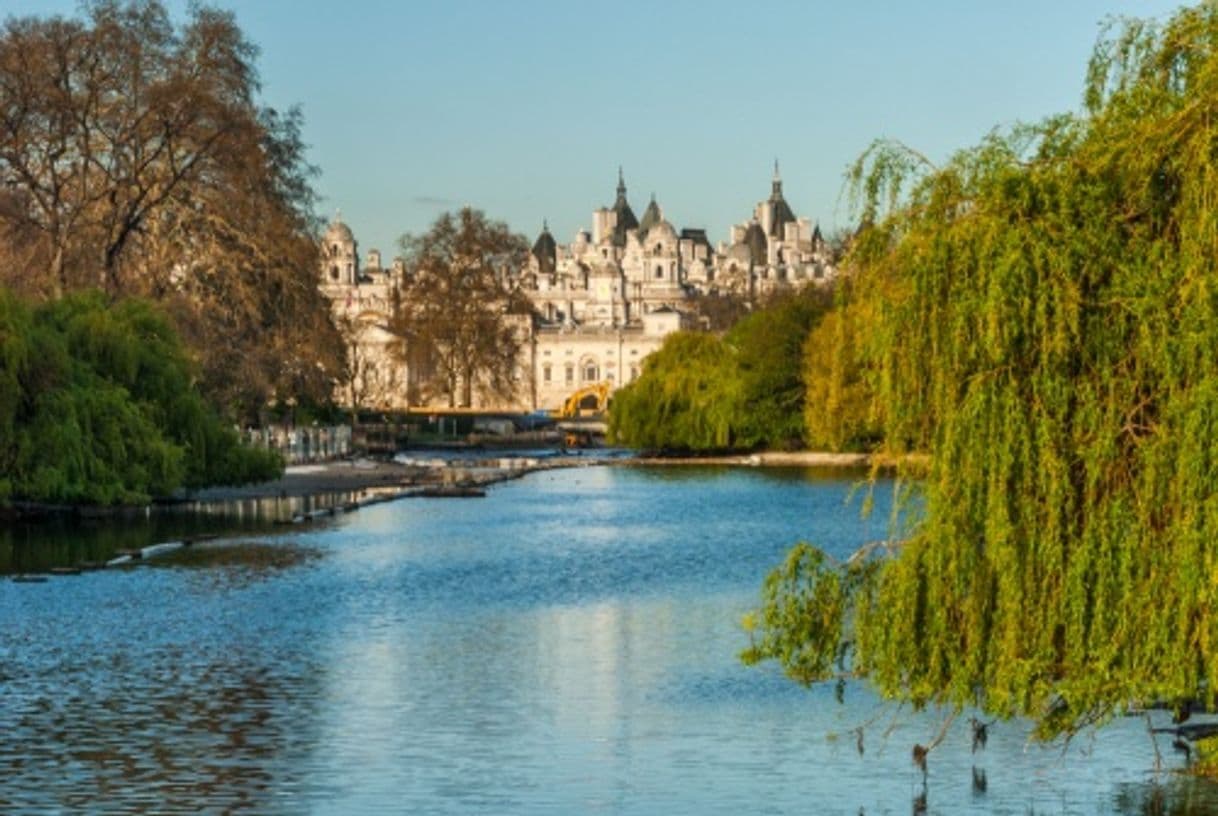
[584,364,598,382]
[330,266,339,281]
[565,365,574,384]
[543,365,551,383]
[655,265,663,279]
[630,366,639,381]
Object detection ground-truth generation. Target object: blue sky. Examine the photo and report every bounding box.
[3,0,1186,257]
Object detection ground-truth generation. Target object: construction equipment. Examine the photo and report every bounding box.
[557,381,611,418]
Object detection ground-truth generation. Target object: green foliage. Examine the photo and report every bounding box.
[607,331,741,450]
[802,280,885,452]
[746,4,1218,743]
[0,289,280,505]
[609,288,834,452]
[729,287,835,449]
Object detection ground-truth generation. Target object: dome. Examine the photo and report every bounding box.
[325,217,355,245]
[650,219,678,242]
[532,221,557,275]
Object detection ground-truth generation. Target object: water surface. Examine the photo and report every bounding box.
[2,466,1215,814]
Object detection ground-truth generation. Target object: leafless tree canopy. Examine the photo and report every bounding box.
[392,207,532,408]
[0,0,341,419]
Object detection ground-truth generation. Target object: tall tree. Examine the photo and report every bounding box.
[745,4,1218,759]
[392,207,531,408]
[0,1,342,419]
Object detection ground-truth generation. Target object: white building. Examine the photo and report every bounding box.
[320,166,836,413]
[319,216,413,412]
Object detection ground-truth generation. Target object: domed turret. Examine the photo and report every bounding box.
[325,219,355,244]
[532,220,557,276]
[321,212,359,285]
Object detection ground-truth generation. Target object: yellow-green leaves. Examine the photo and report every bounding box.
[749,3,1218,744]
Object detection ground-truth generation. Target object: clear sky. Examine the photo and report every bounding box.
[2,0,1186,258]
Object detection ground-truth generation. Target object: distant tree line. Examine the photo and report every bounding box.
[608,286,842,452]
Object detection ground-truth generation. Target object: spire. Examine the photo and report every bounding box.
[766,160,797,239]
[609,166,638,247]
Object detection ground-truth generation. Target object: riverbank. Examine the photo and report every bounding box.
[629,451,870,467]
[184,458,433,501]
[1,448,907,522]
[186,449,892,503]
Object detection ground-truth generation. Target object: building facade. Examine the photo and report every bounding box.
[320,167,836,413]
[319,216,414,412]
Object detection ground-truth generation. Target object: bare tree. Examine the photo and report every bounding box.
[0,2,343,420]
[392,208,531,408]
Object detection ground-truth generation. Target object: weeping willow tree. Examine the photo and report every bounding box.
[607,332,742,451]
[745,4,1218,751]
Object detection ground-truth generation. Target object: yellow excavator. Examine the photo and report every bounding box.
[557,381,611,418]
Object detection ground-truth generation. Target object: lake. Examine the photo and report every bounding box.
[2,465,1216,814]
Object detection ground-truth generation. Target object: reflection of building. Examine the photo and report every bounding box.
[320,166,837,412]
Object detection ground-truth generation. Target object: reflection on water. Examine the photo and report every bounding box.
[0,493,359,575]
[3,465,1218,814]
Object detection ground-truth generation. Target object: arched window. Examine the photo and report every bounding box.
[655,265,663,279]
[330,266,339,281]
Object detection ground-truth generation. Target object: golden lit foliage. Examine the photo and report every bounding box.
[747,5,1218,740]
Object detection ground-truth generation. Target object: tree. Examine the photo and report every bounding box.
[744,4,1218,764]
[802,278,884,452]
[609,287,835,452]
[0,1,342,419]
[391,207,531,408]
[0,289,280,505]
[730,287,836,449]
[608,331,741,451]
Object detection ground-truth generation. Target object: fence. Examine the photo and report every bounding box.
[245,425,353,464]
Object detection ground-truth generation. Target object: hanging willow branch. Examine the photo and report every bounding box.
[746,4,1218,743]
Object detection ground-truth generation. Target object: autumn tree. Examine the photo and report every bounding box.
[392,208,531,408]
[744,4,1218,767]
[0,1,342,419]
